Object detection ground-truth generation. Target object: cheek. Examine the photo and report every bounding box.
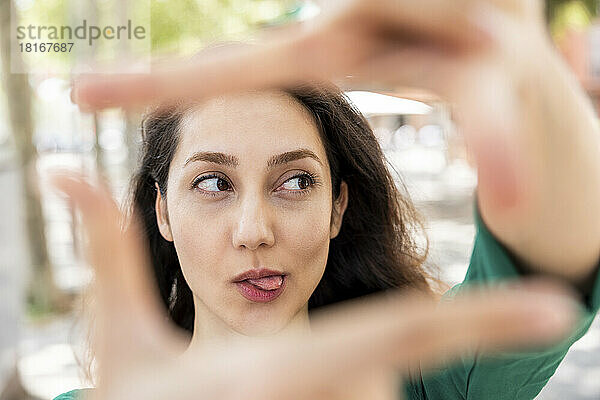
[274,199,333,292]
[277,203,332,258]
[168,203,230,292]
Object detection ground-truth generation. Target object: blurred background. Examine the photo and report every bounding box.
[1,1,599,399]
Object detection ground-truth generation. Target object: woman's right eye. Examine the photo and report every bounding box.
[193,175,231,194]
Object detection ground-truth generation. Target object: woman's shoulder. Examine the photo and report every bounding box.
[53,389,93,400]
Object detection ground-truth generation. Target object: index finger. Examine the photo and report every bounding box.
[71,37,310,111]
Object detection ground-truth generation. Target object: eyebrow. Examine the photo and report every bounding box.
[267,149,322,168]
[183,148,322,169]
[184,152,238,167]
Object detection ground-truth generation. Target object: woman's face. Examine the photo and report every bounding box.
[155,91,347,336]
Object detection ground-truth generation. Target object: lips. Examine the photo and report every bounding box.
[232,268,287,303]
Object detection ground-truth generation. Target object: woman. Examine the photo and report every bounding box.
[55,0,600,398]
[54,83,598,400]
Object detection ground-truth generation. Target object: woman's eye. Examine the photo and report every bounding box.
[280,174,313,191]
[195,177,231,192]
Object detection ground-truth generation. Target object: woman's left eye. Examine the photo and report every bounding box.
[279,174,315,191]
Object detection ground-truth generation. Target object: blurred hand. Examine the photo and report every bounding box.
[50,172,579,400]
[70,0,554,209]
[71,0,546,108]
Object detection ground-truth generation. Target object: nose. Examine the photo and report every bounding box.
[232,195,275,251]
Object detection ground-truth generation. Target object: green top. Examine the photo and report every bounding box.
[404,201,600,399]
[53,201,600,400]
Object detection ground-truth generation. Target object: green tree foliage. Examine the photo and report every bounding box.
[547,0,598,22]
[150,0,296,54]
[546,0,599,40]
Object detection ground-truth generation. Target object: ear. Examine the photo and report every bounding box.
[330,181,348,239]
[155,182,173,242]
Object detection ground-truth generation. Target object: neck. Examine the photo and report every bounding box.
[186,295,311,352]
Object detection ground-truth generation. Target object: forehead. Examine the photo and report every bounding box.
[173,91,326,165]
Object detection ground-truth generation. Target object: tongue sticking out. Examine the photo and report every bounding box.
[245,275,283,291]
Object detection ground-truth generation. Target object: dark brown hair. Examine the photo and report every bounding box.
[130,84,436,335]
